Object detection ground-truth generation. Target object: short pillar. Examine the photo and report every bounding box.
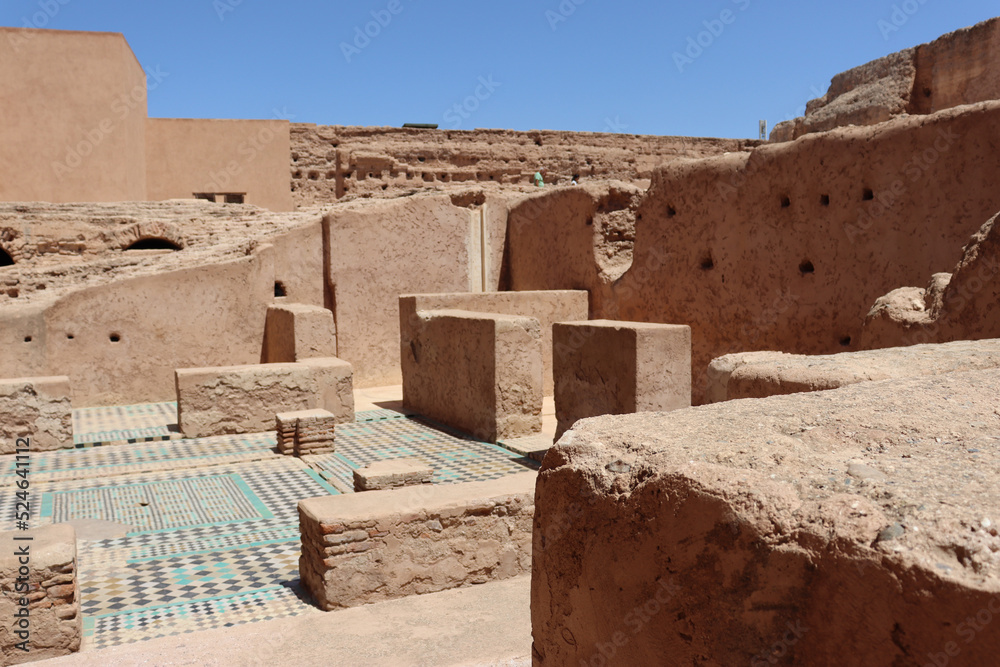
[276,409,337,456]
[553,320,691,439]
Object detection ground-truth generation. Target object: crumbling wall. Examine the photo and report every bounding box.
[604,102,1000,403]
[0,202,324,406]
[772,17,1000,142]
[862,210,1000,349]
[506,181,644,315]
[290,125,758,206]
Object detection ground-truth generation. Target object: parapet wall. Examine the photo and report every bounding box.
[290,124,758,205]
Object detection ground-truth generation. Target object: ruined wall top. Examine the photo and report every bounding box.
[771,16,1000,141]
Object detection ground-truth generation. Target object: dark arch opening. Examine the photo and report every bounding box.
[125,238,182,251]
[0,247,13,267]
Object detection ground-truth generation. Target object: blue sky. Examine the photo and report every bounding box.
[3,1,997,138]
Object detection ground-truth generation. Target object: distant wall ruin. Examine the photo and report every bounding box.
[289,124,758,205]
[771,17,1000,141]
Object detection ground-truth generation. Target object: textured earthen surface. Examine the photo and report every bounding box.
[708,338,1000,402]
[771,17,1000,141]
[862,211,1000,349]
[0,524,81,664]
[263,303,338,363]
[299,473,536,610]
[290,125,758,205]
[402,309,542,443]
[0,377,72,453]
[605,102,1000,404]
[353,459,433,492]
[553,321,691,439]
[532,369,1000,666]
[175,359,353,438]
[399,291,588,396]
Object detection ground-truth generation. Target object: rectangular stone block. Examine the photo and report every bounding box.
[400,291,588,395]
[553,320,691,439]
[299,473,536,610]
[276,409,337,457]
[263,303,338,363]
[401,309,542,442]
[0,377,72,454]
[0,524,81,663]
[175,358,353,438]
[353,459,433,492]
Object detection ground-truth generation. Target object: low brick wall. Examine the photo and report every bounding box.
[553,320,691,439]
[0,524,81,664]
[175,358,353,438]
[263,303,338,363]
[400,291,588,395]
[401,309,542,442]
[705,338,1000,402]
[299,473,536,610]
[0,377,72,454]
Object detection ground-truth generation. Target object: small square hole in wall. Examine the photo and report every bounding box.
[862,188,875,201]
[820,194,830,206]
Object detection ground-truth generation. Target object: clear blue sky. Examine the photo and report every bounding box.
[3,0,997,138]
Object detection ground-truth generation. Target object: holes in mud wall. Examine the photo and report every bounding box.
[418,157,426,163]
[585,217,593,227]
[0,247,14,267]
[125,238,182,251]
[667,206,677,218]
[422,173,434,182]
[862,188,874,201]
[23,336,32,343]
[820,194,830,206]
[781,196,791,208]
[700,253,715,271]
[799,260,815,275]
[109,333,121,343]
[327,171,336,180]
[840,336,852,347]
[308,171,320,181]
[274,281,287,298]
[293,171,303,179]
[66,333,75,340]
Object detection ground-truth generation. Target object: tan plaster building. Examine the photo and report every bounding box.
[0,27,293,211]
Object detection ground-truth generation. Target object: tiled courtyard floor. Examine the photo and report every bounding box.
[1,402,539,650]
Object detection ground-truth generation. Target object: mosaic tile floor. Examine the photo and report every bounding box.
[2,404,537,649]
